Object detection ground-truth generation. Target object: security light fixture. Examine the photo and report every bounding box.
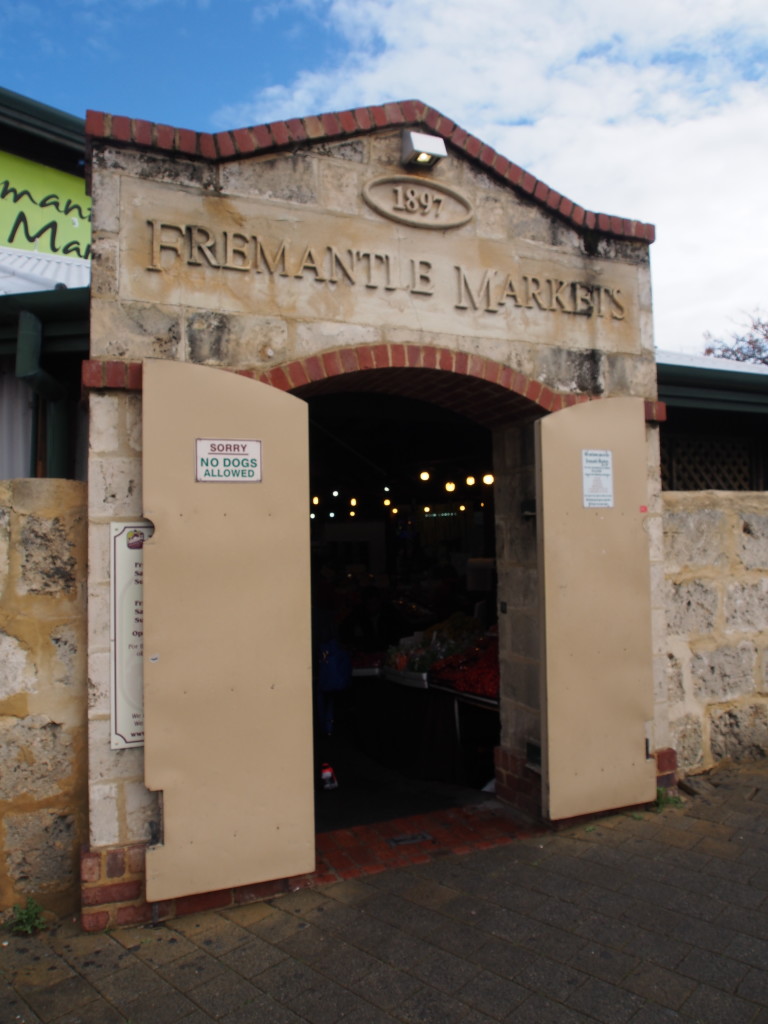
[402,130,447,168]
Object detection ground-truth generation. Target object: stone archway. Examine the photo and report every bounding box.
[80,93,665,926]
[256,343,566,818]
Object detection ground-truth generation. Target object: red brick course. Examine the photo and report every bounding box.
[82,880,142,906]
[644,400,667,422]
[78,747,676,933]
[655,747,677,775]
[494,747,542,820]
[79,799,537,933]
[84,100,654,244]
[106,850,125,878]
[81,360,142,391]
[80,350,663,431]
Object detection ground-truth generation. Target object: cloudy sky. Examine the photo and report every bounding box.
[2,0,767,354]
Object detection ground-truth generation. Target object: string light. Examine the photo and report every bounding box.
[383,498,391,507]
[332,490,339,497]
[482,474,494,485]
[391,507,398,514]
[312,496,319,505]
[350,510,356,517]
[350,497,357,507]
[419,471,430,481]
[423,506,431,513]
[459,505,466,511]
[466,475,475,486]
[445,481,456,492]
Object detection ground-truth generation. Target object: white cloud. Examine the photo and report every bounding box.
[212,0,768,352]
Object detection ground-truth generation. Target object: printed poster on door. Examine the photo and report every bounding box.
[582,449,614,508]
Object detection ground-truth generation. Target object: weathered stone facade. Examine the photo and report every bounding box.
[86,389,155,855]
[85,106,661,861]
[0,480,87,918]
[664,492,768,772]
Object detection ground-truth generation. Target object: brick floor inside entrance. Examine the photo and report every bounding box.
[313,800,534,885]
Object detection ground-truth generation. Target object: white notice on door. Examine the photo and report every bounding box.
[111,521,154,748]
[582,449,614,508]
[196,438,262,482]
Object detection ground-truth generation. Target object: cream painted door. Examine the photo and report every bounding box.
[142,360,314,902]
[537,397,657,821]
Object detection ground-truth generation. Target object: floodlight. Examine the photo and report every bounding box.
[401,130,447,168]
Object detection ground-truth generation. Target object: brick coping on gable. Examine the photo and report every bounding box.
[84,99,655,245]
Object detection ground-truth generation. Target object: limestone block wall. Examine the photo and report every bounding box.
[664,492,768,772]
[86,391,158,850]
[646,426,669,755]
[0,479,87,917]
[492,422,541,813]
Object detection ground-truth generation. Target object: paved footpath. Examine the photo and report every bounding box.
[5,760,768,1024]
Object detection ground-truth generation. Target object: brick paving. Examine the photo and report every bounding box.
[314,802,533,884]
[5,760,768,1023]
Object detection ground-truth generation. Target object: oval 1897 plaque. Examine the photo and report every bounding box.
[363,176,473,230]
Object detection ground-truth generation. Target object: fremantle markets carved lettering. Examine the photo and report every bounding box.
[146,219,625,321]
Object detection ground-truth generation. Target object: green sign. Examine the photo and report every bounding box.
[0,150,91,259]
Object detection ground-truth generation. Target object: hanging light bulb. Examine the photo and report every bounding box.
[350,510,356,517]
[466,475,476,486]
[419,471,430,481]
[350,497,357,507]
[384,486,390,492]
[310,513,316,519]
[423,505,431,513]
[445,481,456,492]
[482,473,494,485]
[383,498,391,507]
[459,505,466,511]
[329,512,335,518]
[332,490,339,497]
[312,496,319,505]
[391,507,398,514]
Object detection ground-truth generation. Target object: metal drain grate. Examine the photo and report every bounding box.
[388,832,433,846]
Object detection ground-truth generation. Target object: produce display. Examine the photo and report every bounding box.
[385,613,483,673]
[350,650,385,671]
[428,634,500,700]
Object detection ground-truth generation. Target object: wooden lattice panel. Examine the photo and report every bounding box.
[662,434,753,490]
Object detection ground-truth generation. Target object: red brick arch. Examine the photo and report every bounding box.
[80,349,665,422]
[252,343,590,428]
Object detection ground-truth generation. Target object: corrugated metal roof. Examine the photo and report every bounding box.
[656,347,768,413]
[656,348,768,378]
[0,244,90,295]
[0,86,84,154]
